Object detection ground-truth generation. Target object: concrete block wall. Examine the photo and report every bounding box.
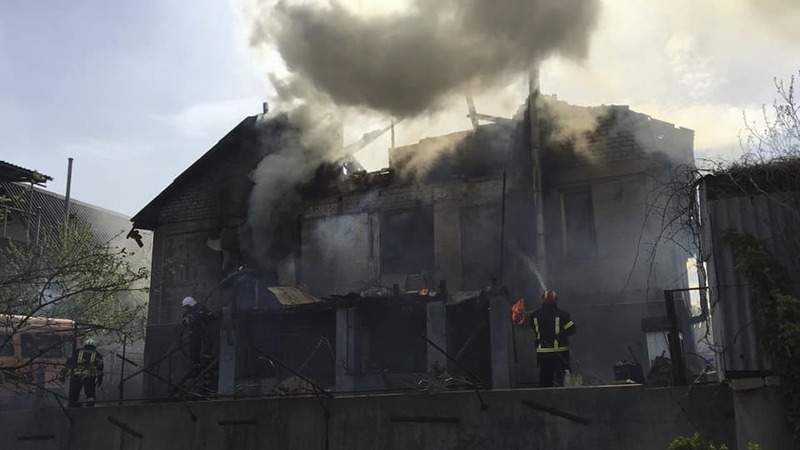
[301,178,506,295]
[732,380,793,449]
[1,384,736,450]
[539,154,692,381]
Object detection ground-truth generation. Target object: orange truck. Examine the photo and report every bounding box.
[0,314,79,410]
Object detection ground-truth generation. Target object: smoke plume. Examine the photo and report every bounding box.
[238,0,602,270]
[244,104,344,269]
[243,0,601,117]
[744,0,800,42]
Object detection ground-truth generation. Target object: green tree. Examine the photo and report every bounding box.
[669,432,763,450]
[669,432,729,450]
[0,223,149,367]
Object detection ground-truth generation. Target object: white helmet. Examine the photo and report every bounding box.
[182,296,198,308]
[85,338,95,346]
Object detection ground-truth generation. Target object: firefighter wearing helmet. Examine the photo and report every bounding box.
[181,296,213,367]
[63,337,104,407]
[530,289,576,387]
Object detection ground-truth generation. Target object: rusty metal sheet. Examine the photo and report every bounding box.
[267,287,321,306]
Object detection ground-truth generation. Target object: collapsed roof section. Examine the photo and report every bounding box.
[131,96,694,240]
[305,97,694,199]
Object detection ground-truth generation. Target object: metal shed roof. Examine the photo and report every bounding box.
[0,161,52,184]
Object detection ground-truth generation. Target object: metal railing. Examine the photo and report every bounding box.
[663,287,711,386]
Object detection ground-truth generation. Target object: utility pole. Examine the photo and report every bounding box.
[64,157,74,231]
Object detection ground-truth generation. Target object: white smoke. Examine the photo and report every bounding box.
[244,103,344,268]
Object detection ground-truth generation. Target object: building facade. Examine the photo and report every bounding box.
[133,94,695,397]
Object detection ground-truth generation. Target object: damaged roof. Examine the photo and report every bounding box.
[0,161,52,184]
[389,121,517,183]
[131,96,694,229]
[538,99,694,170]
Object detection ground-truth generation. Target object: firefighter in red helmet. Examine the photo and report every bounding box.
[530,289,576,387]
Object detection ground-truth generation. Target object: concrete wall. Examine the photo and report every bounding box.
[542,157,692,381]
[301,179,506,296]
[731,379,793,449]
[1,385,735,450]
[302,213,374,294]
[139,108,695,396]
[260,157,691,385]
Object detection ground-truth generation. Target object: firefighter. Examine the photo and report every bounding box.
[181,296,212,366]
[64,338,104,407]
[530,289,576,387]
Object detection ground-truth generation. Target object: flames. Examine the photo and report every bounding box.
[511,298,526,325]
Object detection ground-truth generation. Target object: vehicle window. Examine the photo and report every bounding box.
[0,332,13,356]
[21,333,69,358]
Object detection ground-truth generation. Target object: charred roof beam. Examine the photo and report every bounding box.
[465,113,511,124]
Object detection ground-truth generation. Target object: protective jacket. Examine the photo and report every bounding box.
[182,303,214,365]
[65,344,104,407]
[69,345,104,381]
[182,303,211,335]
[530,305,576,353]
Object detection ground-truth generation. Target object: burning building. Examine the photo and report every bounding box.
[131,89,695,398]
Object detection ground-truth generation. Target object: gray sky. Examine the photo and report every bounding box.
[2,0,798,216]
[0,0,264,216]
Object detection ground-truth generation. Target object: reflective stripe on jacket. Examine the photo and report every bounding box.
[72,348,103,378]
[531,305,576,353]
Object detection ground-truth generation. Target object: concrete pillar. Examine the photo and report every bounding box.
[434,198,462,290]
[426,300,447,372]
[335,308,355,392]
[217,306,236,397]
[368,212,380,284]
[489,296,514,389]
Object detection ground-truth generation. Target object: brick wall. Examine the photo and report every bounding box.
[146,138,266,329]
[157,145,259,226]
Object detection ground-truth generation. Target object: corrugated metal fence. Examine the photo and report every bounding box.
[699,176,800,377]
